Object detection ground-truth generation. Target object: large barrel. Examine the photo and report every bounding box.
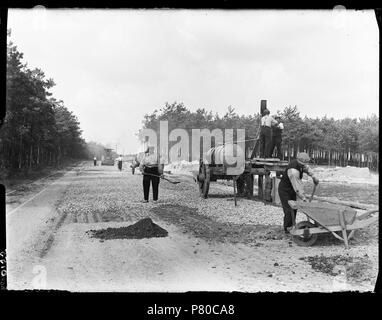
[203,145,245,172]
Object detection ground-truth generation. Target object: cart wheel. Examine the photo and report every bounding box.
[198,164,210,198]
[292,221,318,247]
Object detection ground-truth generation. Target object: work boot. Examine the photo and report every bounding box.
[141,200,149,203]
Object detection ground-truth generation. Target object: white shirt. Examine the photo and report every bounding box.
[287,164,316,200]
[261,115,278,127]
[139,153,165,173]
[139,153,166,167]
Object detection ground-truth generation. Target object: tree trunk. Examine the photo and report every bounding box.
[358,153,361,168]
[8,144,12,168]
[376,154,379,173]
[58,145,62,166]
[37,145,40,166]
[18,134,23,170]
[328,150,330,166]
[29,145,33,168]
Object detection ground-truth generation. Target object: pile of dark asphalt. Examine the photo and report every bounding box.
[87,217,168,240]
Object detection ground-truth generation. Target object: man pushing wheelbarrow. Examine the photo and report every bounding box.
[279,152,378,248]
[278,152,319,234]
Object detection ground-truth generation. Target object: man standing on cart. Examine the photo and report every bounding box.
[270,116,284,159]
[260,109,279,158]
[278,152,320,233]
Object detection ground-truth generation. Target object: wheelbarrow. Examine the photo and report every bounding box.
[288,200,378,248]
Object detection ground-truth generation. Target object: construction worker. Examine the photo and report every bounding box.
[260,109,278,158]
[117,154,123,171]
[278,152,319,233]
[131,158,136,174]
[93,156,97,166]
[271,116,284,159]
[131,154,141,174]
[139,147,164,203]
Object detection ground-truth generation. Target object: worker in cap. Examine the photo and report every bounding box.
[117,154,123,171]
[260,108,279,158]
[278,152,320,233]
[270,116,284,159]
[139,146,164,203]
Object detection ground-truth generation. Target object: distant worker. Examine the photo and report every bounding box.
[131,157,137,175]
[139,147,164,203]
[278,152,319,233]
[271,116,284,159]
[260,109,278,158]
[93,156,97,166]
[117,155,123,171]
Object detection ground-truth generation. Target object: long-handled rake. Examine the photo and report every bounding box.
[142,172,181,184]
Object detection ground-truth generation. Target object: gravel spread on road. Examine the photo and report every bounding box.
[300,254,374,284]
[56,166,377,247]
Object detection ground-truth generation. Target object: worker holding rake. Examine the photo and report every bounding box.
[278,152,320,233]
[139,146,164,203]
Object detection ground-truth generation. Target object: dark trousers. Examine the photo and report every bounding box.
[143,167,160,201]
[278,183,297,229]
[94,160,97,166]
[260,126,272,158]
[118,161,122,170]
[271,137,282,158]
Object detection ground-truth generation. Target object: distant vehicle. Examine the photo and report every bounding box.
[101,148,115,165]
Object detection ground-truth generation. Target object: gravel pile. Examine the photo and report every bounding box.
[87,218,168,240]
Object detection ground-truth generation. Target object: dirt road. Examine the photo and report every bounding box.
[6,162,378,291]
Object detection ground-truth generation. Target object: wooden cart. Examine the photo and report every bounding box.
[197,156,288,202]
[196,99,289,203]
[288,200,378,248]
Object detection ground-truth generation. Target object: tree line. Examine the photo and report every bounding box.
[141,102,379,171]
[0,31,90,176]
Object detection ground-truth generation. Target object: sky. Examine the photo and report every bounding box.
[8,9,379,154]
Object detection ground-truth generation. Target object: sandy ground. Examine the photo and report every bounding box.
[6,161,378,292]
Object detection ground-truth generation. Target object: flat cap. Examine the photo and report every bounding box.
[297,152,310,164]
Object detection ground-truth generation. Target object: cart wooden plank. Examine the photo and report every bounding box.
[290,214,378,236]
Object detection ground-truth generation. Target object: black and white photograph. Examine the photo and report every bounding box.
[1,8,379,293]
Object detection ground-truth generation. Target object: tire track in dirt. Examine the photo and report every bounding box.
[38,164,86,258]
[83,212,89,223]
[91,210,99,223]
[39,206,72,258]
